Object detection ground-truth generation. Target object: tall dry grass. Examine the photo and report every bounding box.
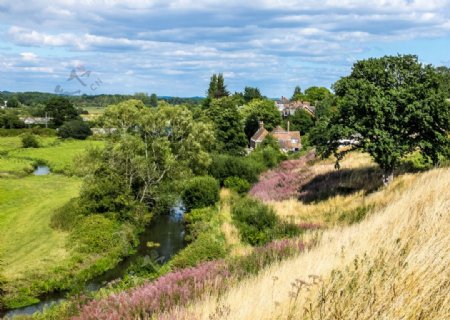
[167,168,450,319]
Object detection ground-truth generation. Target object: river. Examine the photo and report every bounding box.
[1,205,186,319]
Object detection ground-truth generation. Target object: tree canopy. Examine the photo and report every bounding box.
[317,55,449,184]
[207,73,229,99]
[206,97,247,154]
[240,99,282,140]
[243,86,263,102]
[304,87,332,104]
[80,99,215,221]
[44,96,79,127]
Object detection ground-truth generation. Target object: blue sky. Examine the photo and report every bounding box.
[1,0,450,97]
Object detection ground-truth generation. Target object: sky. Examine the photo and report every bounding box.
[1,0,450,97]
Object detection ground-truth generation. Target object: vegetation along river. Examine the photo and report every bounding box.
[1,205,186,318]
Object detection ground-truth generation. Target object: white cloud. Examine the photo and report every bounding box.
[20,52,38,62]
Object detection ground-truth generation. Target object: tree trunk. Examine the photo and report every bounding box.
[382,169,394,186]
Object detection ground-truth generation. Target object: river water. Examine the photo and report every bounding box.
[1,205,186,319]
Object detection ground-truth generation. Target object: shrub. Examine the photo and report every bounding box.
[182,176,220,212]
[209,154,263,185]
[231,197,278,245]
[170,232,227,269]
[224,176,251,194]
[21,133,39,148]
[57,119,92,140]
[69,215,126,255]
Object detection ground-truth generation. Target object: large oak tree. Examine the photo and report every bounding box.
[318,55,449,184]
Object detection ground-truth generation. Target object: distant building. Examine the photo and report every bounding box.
[20,117,51,126]
[275,96,315,116]
[250,121,269,149]
[250,122,301,152]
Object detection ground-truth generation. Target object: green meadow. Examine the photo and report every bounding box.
[0,175,81,280]
[0,135,107,307]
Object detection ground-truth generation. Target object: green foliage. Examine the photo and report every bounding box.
[69,215,127,255]
[304,86,332,103]
[224,176,251,194]
[0,110,25,129]
[182,176,220,212]
[291,85,304,101]
[231,197,278,245]
[241,99,282,140]
[21,133,39,148]
[248,143,286,169]
[207,73,229,99]
[436,66,450,98]
[0,127,55,137]
[50,198,83,231]
[6,97,20,108]
[171,207,226,269]
[289,109,315,135]
[86,100,214,215]
[149,93,158,107]
[209,153,263,185]
[319,55,450,183]
[206,97,247,154]
[57,119,92,140]
[45,96,79,127]
[399,151,433,172]
[243,86,263,102]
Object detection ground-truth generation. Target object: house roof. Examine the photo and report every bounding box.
[251,126,269,142]
[271,129,301,150]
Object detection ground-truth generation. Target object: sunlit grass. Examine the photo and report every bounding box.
[170,168,449,319]
[0,175,81,280]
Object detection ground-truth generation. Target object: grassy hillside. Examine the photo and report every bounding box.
[166,168,449,319]
[0,175,81,280]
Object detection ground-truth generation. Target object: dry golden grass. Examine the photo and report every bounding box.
[269,151,415,226]
[169,168,450,319]
[271,173,417,226]
[219,189,252,256]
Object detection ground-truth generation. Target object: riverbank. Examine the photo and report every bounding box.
[0,206,187,319]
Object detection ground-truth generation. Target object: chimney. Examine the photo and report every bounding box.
[287,121,290,132]
[259,121,264,129]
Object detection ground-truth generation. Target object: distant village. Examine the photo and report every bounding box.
[2,96,317,153]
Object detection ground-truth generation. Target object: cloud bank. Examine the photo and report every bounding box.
[0,0,449,96]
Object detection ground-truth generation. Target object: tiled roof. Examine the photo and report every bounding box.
[251,127,269,142]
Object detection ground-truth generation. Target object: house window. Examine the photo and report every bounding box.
[291,139,298,144]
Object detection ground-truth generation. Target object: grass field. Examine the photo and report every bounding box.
[0,136,104,174]
[0,175,81,280]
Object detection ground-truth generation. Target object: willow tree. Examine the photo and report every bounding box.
[318,55,449,185]
[80,99,215,221]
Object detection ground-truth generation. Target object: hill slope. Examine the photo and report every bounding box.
[170,168,450,319]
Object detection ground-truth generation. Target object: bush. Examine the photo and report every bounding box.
[209,154,263,185]
[231,197,278,245]
[21,133,39,148]
[182,176,220,212]
[69,215,128,255]
[170,232,227,269]
[58,119,92,140]
[224,176,251,194]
